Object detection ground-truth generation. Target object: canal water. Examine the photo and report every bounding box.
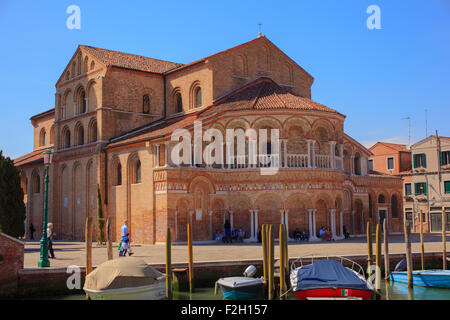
[35,279,450,300]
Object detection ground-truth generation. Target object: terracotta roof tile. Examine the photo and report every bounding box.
[80,45,183,74]
[14,147,54,167]
[106,78,343,149]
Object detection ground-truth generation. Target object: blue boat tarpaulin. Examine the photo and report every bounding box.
[292,260,370,291]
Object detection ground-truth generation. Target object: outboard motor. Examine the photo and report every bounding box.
[243,265,257,277]
[394,258,407,272]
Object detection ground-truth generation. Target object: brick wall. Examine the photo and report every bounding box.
[0,233,24,297]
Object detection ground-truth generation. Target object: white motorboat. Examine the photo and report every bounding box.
[83,257,166,300]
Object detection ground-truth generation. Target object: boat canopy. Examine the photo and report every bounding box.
[292,260,370,291]
[84,257,164,291]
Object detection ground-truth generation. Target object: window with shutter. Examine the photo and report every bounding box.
[445,181,450,194]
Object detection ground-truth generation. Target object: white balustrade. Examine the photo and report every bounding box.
[287,154,308,168]
[315,154,330,168]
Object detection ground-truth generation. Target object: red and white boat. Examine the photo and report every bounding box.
[290,256,374,300]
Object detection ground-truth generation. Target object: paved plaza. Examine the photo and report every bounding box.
[23,233,449,269]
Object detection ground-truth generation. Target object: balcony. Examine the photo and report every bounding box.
[159,153,344,170]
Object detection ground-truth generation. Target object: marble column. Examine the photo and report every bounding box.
[208,210,213,240]
[311,141,316,168]
[164,142,170,167]
[313,209,318,239]
[338,211,344,240]
[361,210,365,234]
[254,210,259,242]
[175,210,178,242]
[350,155,355,175]
[330,209,337,240]
[307,140,312,168]
[351,210,355,234]
[189,210,194,238]
[283,139,288,168]
[230,211,234,229]
[250,210,255,241]
[155,144,160,167]
[308,209,313,240]
[329,141,336,169]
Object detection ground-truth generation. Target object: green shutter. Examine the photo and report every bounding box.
[415,183,418,195]
[422,154,427,168]
[413,155,417,168]
[445,181,450,194]
[441,152,444,166]
[424,183,427,195]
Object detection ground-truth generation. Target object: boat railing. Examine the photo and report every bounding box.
[290,254,366,279]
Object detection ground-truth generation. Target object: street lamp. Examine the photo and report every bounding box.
[38,148,53,267]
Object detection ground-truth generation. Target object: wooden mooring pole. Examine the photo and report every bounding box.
[367,221,373,277]
[262,224,268,286]
[187,223,194,293]
[443,207,447,270]
[85,216,93,275]
[85,216,93,300]
[383,219,390,278]
[268,224,274,300]
[166,228,172,299]
[375,223,381,291]
[279,224,287,300]
[404,220,413,288]
[106,217,113,261]
[419,210,424,270]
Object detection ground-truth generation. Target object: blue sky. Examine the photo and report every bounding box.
[0,0,449,158]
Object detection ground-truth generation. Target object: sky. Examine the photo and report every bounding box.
[0,0,449,159]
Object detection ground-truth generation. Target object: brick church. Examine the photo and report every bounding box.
[14,36,404,243]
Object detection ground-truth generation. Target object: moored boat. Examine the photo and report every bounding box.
[215,265,264,300]
[290,256,374,300]
[216,277,264,300]
[83,257,166,300]
[390,270,450,289]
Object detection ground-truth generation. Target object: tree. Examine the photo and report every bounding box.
[0,151,26,237]
[97,184,105,244]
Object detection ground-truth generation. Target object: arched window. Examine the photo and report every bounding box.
[90,61,95,70]
[84,57,89,73]
[81,90,86,113]
[391,195,398,218]
[354,154,361,175]
[176,92,183,113]
[50,125,55,145]
[72,62,76,77]
[195,87,202,108]
[142,95,150,114]
[32,172,40,194]
[75,124,84,145]
[378,194,385,203]
[88,119,97,143]
[136,160,141,183]
[39,128,47,147]
[116,163,122,186]
[76,87,87,114]
[65,71,70,81]
[63,128,71,148]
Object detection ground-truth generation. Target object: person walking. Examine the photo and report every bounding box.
[120,219,133,256]
[47,223,56,258]
[29,223,35,240]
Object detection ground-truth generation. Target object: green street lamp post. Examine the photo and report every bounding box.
[38,148,53,268]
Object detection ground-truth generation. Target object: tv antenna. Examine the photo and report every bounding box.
[401,116,412,148]
[425,108,428,138]
[258,23,262,37]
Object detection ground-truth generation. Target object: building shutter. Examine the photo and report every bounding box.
[413,155,417,168]
[440,152,444,166]
[445,181,450,194]
[422,154,427,168]
[414,183,418,195]
[423,183,427,195]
